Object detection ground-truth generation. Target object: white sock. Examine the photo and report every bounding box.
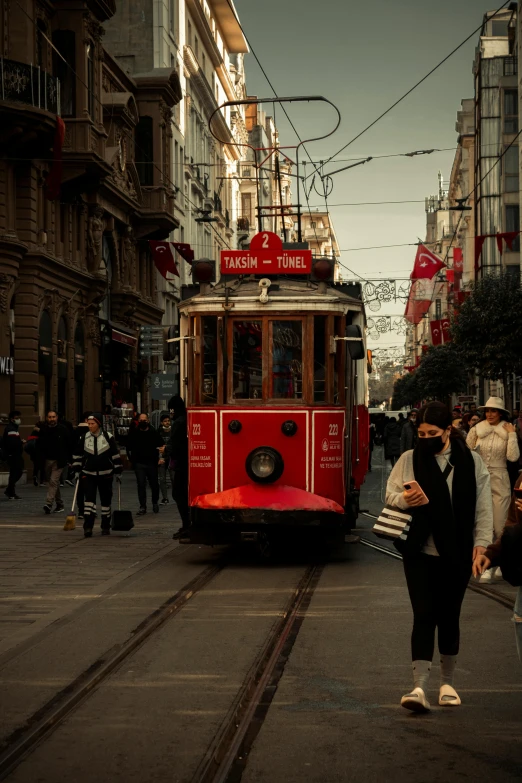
[412,660,431,691]
[440,655,457,687]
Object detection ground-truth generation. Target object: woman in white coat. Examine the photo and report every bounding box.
[466,396,519,581]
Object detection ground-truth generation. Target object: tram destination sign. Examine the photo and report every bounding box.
[221,231,312,275]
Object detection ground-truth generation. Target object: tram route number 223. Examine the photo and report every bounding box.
[329,424,339,436]
[192,423,202,436]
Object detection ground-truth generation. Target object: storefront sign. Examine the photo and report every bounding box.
[0,356,13,375]
[112,329,137,348]
[150,373,178,400]
[221,231,312,275]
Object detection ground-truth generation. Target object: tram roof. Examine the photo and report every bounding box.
[178,278,365,315]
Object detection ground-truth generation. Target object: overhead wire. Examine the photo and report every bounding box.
[321,0,512,170]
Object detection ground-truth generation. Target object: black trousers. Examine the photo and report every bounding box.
[6,456,24,495]
[82,474,113,531]
[172,468,190,526]
[134,463,159,508]
[403,553,471,661]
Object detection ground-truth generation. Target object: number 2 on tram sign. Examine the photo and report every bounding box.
[220,231,312,275]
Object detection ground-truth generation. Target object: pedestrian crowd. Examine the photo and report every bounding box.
[379,396,522,713]
[1,395,189,540]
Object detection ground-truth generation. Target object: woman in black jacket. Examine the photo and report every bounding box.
[383,416,401,467]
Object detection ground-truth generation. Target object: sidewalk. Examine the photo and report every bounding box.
[0,473,179,656]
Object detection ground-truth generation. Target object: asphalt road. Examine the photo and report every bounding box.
[0,453,521,782]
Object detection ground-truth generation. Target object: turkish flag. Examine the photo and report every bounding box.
[430,320,442,346]
[441,318,451,343]
[453,248,463,272]
[411,244,446,280]
[149,241,179,278]
[172,243,194,264]
[446,270,455,284]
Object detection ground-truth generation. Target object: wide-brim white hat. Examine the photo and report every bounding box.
[478,396,510,414]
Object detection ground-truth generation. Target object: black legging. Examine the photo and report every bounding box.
[403,553,471,660]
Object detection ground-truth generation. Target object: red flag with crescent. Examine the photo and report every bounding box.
[430,320,443,346]
[411,244,446,280]
[149,241,179,278]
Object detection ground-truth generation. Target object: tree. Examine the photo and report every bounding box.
[451,273,522,410]
[415,344,468,402]
[392,371,421,409]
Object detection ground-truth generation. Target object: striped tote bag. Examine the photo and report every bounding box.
[372,507,412,541]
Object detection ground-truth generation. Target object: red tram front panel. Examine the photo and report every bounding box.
[188,407,346,509]
[312,410,346,507]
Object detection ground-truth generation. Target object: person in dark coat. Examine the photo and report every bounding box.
[158,413,173,505]
[384,416,401,467]
[400,410,418,454]
[164,395,189,538]
[127,413,164,516]
[2,410,24,499]
[38,410,70,514]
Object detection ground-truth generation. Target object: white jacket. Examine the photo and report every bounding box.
[466,420,519,470]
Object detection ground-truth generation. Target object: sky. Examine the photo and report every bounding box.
[235,0,507,349]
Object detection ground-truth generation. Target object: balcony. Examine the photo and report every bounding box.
[237,216,251,232]
[0,58,60,154]
[136,186,179,239]
[304,226,330,241]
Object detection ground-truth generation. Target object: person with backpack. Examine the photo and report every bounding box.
[2,410,24,499]
[71,413,122,537]
[386,401,494,712]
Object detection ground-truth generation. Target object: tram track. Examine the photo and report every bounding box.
[0,556,325,782]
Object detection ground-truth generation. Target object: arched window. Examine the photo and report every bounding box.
[57,316,68,416]
[38,310,53,419]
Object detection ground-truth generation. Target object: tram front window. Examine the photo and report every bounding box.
[202,317,218,403]
[271,321,303,399]
[233,321,263,399]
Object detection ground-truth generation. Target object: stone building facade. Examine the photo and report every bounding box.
[0,0,182,428]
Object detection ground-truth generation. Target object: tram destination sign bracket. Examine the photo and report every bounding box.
[221,231,312,275]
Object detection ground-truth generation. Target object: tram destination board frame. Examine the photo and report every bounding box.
[221,231,312,275]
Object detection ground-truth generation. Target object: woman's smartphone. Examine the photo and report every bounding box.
[403,480,429,505]
[513,488,522,499]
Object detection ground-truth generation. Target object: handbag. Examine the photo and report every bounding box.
[372,507,412,541]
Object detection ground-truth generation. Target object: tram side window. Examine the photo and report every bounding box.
[271,321,303,400]
[233,321,263,399]
[314,316,327,402]
[202,317,218,403]
[334,316,343,403]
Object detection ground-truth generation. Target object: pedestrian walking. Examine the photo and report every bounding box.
[386,401,493,712]
[71,413,122,537]
[165,395,189,538]
[158,413,173,504]
[2,410,24,499]
[400,410,418,454]
[466,396,520,582]
[383,416,401,467]
[468,412,481,429]
[397,412,406,431]
[38,411,71,514]
[127,413,163,516]
[25,420,44,486]
[368,421,376,472]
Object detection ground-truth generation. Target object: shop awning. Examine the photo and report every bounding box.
[110,322,137,348]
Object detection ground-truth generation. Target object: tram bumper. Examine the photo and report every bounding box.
[187,485,346,545]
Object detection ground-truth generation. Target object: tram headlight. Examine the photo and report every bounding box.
[246,447,284,484]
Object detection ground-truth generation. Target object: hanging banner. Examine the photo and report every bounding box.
[430,320,442,346]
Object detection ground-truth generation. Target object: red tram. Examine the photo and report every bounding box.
[176,231,370,547]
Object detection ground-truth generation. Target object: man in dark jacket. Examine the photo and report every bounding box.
[127,413,163,515]
[72,413,122,537]
[39,410,71,514]
[400,409,418,454]
[2,410,24,499]
[383,416,401,467]
[164,395,189,538]
[158,413,173,505]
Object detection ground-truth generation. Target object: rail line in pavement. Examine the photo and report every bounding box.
[0,554,325,782]
[359,514,515,611]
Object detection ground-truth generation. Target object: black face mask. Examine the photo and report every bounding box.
[139,422,148,430]
[416,435,445,457]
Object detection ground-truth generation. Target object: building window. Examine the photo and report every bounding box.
[52,30,76,116]
[506,204,520,251]
[169,0,176,36]
[491,20,508,37]
[135,117,154,186]
[195,36,199,58]
[188,21,192,47]
[504,90,518,134]
[504,145,519,192]
[87,41,95,119]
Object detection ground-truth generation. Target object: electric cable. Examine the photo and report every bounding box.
[322,0,512,170]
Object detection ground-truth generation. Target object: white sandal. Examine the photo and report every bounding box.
[401,687,430,712]
[439,684,461,706]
